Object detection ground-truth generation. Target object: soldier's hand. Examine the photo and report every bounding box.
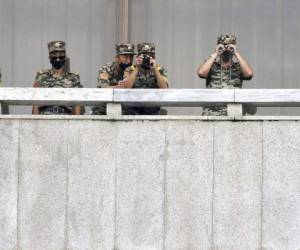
[136,56,143,66]
[228,44,237,54]
[117,79,126,88]
[215,44,225,55]
[150,57,156,69]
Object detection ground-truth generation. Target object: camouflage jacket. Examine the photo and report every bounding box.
[97,61,124,88]
[34,69,82,88]
[124,65,168,88]
[122,65,168,115]
[206,61,252,89]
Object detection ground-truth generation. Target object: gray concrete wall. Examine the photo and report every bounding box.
[1,117,300,249]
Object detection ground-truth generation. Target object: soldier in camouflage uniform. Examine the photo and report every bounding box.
[91,43,135,115]
[197,34,253,115]
[121,42,169,115]
[32,41,82,115]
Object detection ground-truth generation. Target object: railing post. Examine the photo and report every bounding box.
[227,103,243,116]
[106,103,122,116]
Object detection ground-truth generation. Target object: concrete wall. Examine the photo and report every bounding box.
[1,116,300,249]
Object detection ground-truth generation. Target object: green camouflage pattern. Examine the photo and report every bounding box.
[47,41,66,54]
[217,34,237,45]
[123,65,168,115]
[34,69,82,114]
[125,65,168,88]
[34,69,81,88]
[116,43,135,55]
[92,61,125,115]
[203,61,249,116]
[97,61,124,88]
[206,62,243,89]
[137,42,155,54]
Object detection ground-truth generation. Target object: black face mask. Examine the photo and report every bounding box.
[221,51,232,63]
[50,57,65,69]
[119,63,132,71]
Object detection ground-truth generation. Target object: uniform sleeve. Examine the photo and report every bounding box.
[241,71,253,81]
[33,72,42,87]
[159,67,169,87]
[122,66,134,80]
[72,74,82,88]
[97,67,110,88]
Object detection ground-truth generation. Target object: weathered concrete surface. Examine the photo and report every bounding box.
[263,121,300,249]
[0,120,18,250]
[213,122,262,249]
[18,120,69,250]
[1,117,300,250]
[164,121,214,249]
[66,121,115,249]
[115,121,166,250]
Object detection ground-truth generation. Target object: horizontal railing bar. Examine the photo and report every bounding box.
[0,88,300,107]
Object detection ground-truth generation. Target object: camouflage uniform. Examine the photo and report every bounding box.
[92,43,135,115]
[123,43,169,115]
[34,41,82,115]
[202,35,252,115]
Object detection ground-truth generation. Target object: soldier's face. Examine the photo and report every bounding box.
[49,51,66,59]
[117,54,133,65]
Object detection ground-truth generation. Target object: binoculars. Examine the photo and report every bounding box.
[218,44,234,54]
[141,54,154,70]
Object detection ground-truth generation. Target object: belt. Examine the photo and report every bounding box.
[40,106,71,114]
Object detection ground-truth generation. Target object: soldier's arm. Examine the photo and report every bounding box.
[122,66,138,88]
[154,66,168,88]
[235,52,253,80]
[72,73,83,115]
[97,67,119,88]
[229,45,253,79]
[32,77,41,114]
[197,45,224,78]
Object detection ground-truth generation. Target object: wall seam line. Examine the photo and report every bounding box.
[64,120,70,249]
[113,121,118,248]
[260,121,264,249]
[16,119,20,249]
[211,122,216,249]
[162,122,168,250]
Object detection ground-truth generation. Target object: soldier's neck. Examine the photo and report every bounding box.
[221,60,231,69]
[52,67,64,76]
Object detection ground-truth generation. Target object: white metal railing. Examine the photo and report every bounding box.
[1,88,300,115]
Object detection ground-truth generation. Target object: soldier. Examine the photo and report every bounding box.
[32,41,82,115]
[197,34,253,115]
[91,43,135,115]
[121,42,169,115]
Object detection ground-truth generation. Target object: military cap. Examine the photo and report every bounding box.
[217,34,237,45]
[116,43,135,55]
[137,42,155,54]
[48,41,66,54]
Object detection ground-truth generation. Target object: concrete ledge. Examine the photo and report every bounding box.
[113,89,234,106]
[235,89,300,106]
[0,87,113,105]
[2,115,300,121]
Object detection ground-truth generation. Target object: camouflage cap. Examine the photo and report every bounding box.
[137,42,155,54]
[116,43,135,55]
[48,41,66,54]
[217,34,237,45]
